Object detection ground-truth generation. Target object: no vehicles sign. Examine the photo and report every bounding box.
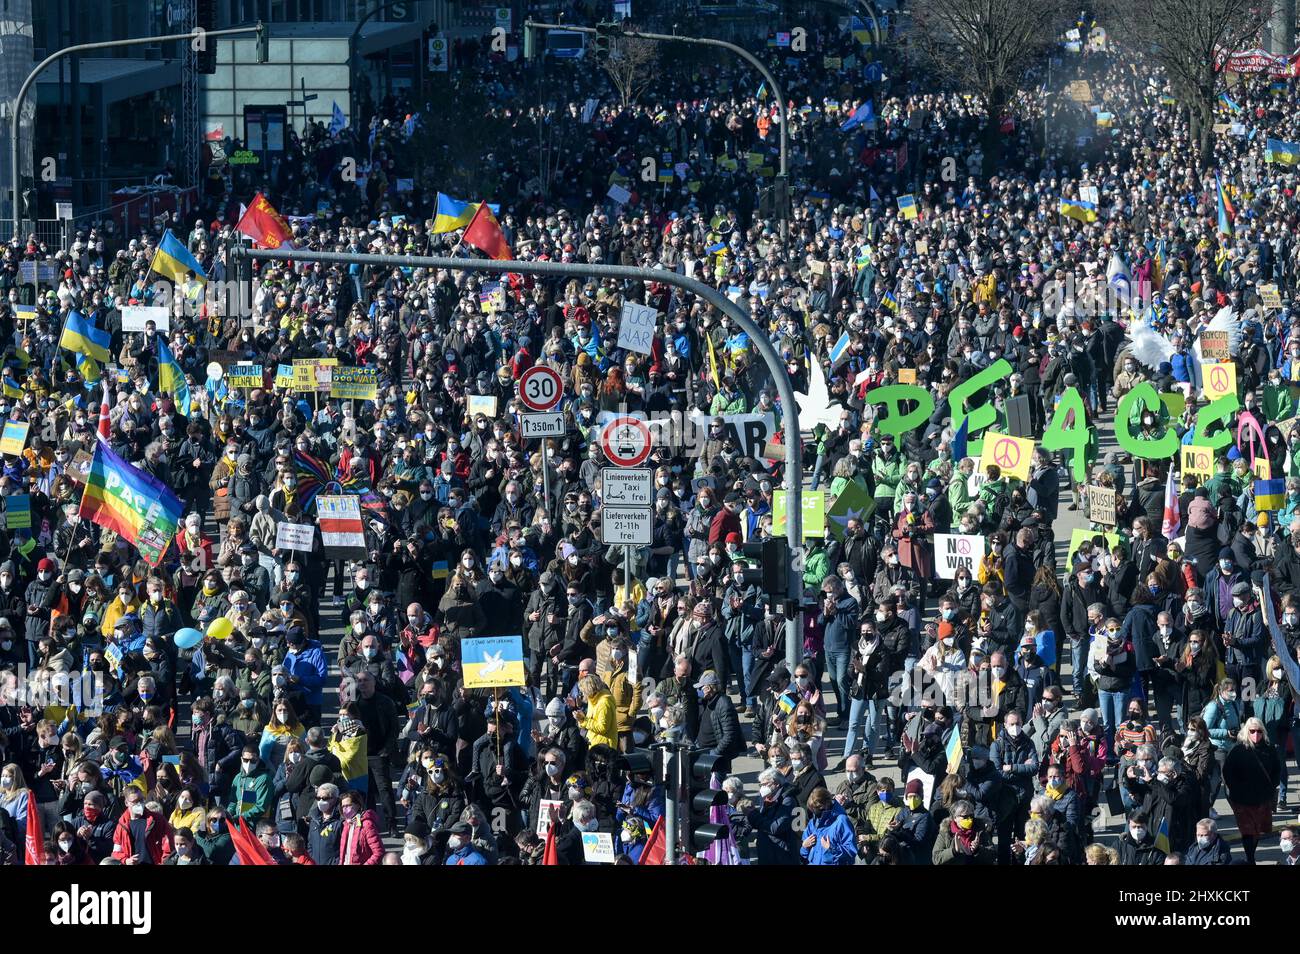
[935,533,984,579]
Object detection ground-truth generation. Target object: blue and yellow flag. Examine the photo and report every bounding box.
[1,375,20,399]
[1059,197,1098,223]
[149,229,207,285]
[1255,478,1285,512]
[461,636,526,689]
[432,193,478,233]
[59,311,111,363]
[881,290,899,312]
[157,339,192,416]
[1215,172,1234,236]
[1266,138,1300,166]
[76,352,101,385]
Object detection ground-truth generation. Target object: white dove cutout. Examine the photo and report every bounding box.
[795,360,847,433]
[479,650,506,675]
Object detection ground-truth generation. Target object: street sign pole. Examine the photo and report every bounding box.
[541,437,551,516]
[235,246,806,670]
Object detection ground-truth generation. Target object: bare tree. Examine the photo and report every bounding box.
[1105,0,1275,167]
[911,0,1069,170]
[601,34,659,106]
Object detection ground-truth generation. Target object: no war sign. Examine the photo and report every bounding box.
[935,533,985,579]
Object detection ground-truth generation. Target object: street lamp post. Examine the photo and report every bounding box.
[8,22,264,242]
[233,246,808,669]
[527,20,792,239]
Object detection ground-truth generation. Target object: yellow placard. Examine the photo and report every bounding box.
[980,430,1033,482]
[1203,362,1237,401]
[1180,444,1215,480]
[1253,457,1272,480]
[898,368,917,385]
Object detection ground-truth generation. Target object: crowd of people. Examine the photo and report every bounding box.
[0,9,1297,867]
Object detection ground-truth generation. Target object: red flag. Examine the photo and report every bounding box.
[229,817,275,865]
[236,192,293,250]
[638,816,665,865]
[542,820,559,866]
[25,790,46,865]
[97,382,111,440]
[1161,464,1181,540]
[462,203,513,261]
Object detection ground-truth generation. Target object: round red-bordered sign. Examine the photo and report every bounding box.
[518,365,563,411]
[599,416,653,467]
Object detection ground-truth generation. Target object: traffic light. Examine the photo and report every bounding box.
[256,21,268,64]
[760,537,790,596]
[685,750,729,853]
[196,0,217,75]
[592,21,619,60]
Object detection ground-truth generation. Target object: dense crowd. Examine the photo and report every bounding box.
[0,12,1297,866]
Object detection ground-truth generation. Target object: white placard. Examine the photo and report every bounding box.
[536,799,564,837]
[581,831,617,863]
[520,412,566,438]
[600,506,653,545]
[1079,184,1099,206]
[275,522,315,552]
[607,183,632,205]
[934,533,986,579]
[120,305,171,332]
[317,494,366,550]
[617,301,657,355]
[601,467,653,507]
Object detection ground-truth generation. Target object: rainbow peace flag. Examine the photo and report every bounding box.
[78,437,183,566]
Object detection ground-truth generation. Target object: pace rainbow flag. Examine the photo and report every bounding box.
[78,437,183,567]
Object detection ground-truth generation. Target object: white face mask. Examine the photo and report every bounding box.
[1006,724,1022,737]
[59,838,74,852]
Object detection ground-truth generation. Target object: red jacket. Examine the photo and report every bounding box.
[707,507,741,545]
[111,810,173,865]
[338,810,384,865]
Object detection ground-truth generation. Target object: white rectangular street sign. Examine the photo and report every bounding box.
[520,412,566,438]
[600,506,652,545]
[601,467,653,507]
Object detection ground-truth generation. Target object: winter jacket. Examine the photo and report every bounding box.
[746,785,801,865]
[576,689,619,750]
[338,808,384,865]
[800,802,857,865]
[110,809,173,864]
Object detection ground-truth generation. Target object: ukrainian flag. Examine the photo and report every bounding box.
[157,339,192,416]
[461,636,526,689]
[881,290,899,312]
[76,353,101,385]
[945,727,964,774]
[1255,478,1285,512]
[149,229,207,285]
[60,311,111,363]
[432,193,478,233]
[1266,138,1300,166]
[1,375,20,399]
[1059,197,1098,223]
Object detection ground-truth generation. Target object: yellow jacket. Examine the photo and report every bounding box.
[169,804,206,835]
[101,594,141,639]
[577,690,619,750]
[609,665,643,734]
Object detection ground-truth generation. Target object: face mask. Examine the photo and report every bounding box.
[956,817,974,830]
[341,804,358,820]
[317,799,334,814]
[58,838,74,853]
[1007,724,1022,738]
[130,803,145,818]
[1223,692,1238,703]
[789,759,805,772]
[991,666,1006,680]
[1130,827,1147,842]
[1281,837,1295,854]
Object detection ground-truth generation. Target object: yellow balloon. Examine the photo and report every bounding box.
[206,617,234,640]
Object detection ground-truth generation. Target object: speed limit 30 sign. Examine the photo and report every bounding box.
[518,365,563,412]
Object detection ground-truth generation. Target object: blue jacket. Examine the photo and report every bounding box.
[800,802,857,865]
[283,641,328,706]
[445,845,488,865]
[1184,835,1233,865]
[818,595,860,654]
[140,600,183,643]
[1201,697,1243,751]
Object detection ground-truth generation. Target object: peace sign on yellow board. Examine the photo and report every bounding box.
[1202,362,1237,402]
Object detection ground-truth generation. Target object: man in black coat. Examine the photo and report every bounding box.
[1114,811,1167,865]
[1128,517,1168,580]
[693,670,744,775]
[686,603,730,689]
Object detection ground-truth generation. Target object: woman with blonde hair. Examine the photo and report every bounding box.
[574,674,618,750]
[1084,842,1116,865]
[1223,716,1284,864]
[259,697,306,772]
[785,699,827,772]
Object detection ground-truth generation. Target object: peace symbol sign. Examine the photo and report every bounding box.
[1209,366,1229,393]
[993,438,1021,469]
